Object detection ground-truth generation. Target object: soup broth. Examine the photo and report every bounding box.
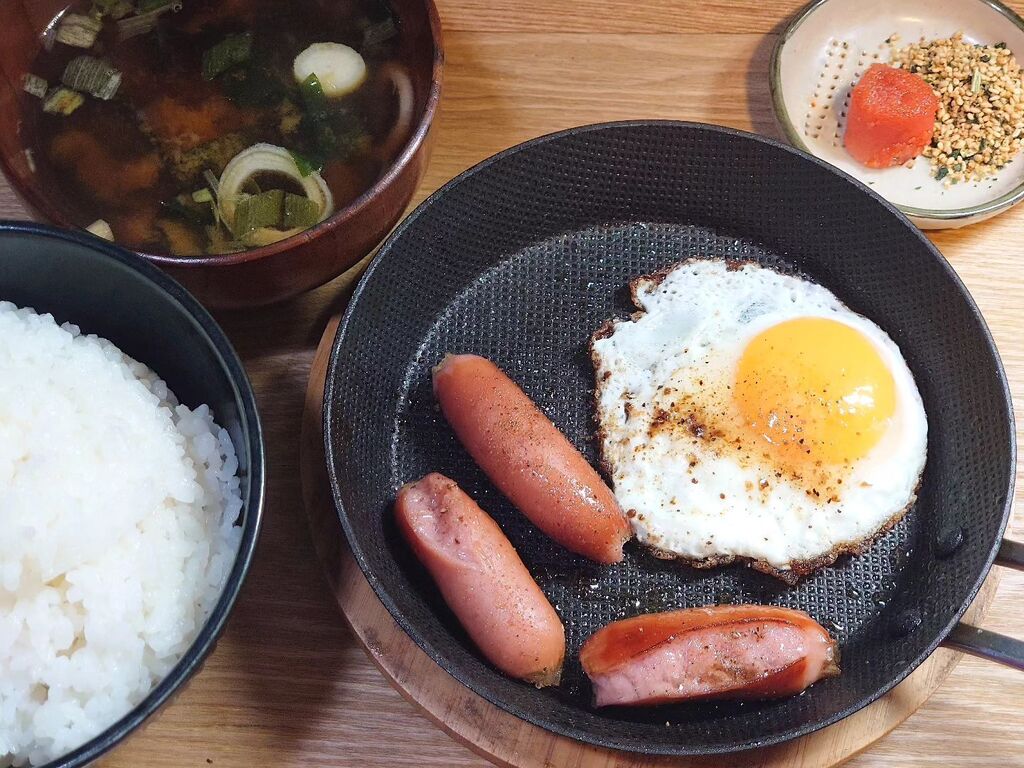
[22,0,411,256]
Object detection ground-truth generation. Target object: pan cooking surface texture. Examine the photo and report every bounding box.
[324,122,1013,754]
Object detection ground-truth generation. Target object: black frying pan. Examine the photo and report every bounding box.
[324,121,1023,755]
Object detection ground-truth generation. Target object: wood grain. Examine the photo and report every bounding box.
[1,0,1022,765]
[437,0,808,33]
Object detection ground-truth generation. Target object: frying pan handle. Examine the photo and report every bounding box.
[944,625,1024,671]
[996,538,1024,570]
[941,538,1024,671]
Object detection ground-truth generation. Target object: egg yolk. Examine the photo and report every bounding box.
[734,317,896,470]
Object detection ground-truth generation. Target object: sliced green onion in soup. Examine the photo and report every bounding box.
[202,32,253,81]
[23,74,48,99]
[283,193,321,229]
[62,56,121,100]
[233,189,286,235]
[287,148,321,177]
[299,73,328,115]
[91,0,134,20]
[55,14,102,48]
[293,43,366,98]
[137,0,179,11]
[116,1,183,41]
[42,87,85,115]
[217,144,333,246]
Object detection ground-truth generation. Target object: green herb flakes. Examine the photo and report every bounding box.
[202,32,253,80]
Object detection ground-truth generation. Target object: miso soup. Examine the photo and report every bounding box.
[22,0,414,255]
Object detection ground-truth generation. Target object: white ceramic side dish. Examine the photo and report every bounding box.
[771,0,1024,229]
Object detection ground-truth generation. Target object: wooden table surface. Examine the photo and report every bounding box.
[4,0,1024,765]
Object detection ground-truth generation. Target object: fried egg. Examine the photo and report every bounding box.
[590,259,927,582]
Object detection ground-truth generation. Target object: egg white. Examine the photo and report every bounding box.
[590,259,928,578]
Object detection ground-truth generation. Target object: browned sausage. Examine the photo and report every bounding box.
[432,354,630,563]
[395,472,565,686]
[580,605,840,706]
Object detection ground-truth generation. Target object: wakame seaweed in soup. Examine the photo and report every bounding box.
[22,0,413,256]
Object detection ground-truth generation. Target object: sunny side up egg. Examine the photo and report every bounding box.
[590,259,928,582]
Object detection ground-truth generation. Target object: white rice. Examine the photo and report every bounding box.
[0,301,243,767]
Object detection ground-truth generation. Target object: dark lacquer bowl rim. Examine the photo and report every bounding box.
[0,221,266,768]
[0,0,444,269]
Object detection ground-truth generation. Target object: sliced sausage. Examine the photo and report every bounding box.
[432,354,630,564]
[395,472,565,686]
[580,605,840,706]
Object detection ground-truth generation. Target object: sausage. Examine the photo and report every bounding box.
[432,354,630,564]
[394,472,565,686]
[579,605,840,706]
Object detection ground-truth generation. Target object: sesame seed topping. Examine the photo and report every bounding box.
[890,32,1024,184]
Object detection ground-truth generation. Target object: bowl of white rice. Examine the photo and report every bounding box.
[0,222,264,768]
